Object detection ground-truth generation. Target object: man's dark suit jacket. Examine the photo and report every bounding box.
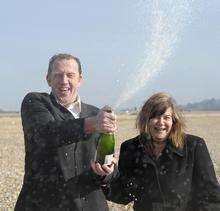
[15,92,109,211]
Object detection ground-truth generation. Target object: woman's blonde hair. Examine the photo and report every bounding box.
[136,92,185,148]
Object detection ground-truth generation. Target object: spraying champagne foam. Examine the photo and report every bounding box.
[115,0,195,109]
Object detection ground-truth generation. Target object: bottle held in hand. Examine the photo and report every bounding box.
[95,132,115,165]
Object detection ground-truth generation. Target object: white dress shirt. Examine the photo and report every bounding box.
[66,96,81,119]
[53,93,81,119]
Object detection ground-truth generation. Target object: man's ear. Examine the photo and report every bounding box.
[78,75,83,87]
[46,74,51,87]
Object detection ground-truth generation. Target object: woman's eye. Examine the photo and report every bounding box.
[164,116,172,120]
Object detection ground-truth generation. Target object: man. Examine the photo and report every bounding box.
[15,53,117,211]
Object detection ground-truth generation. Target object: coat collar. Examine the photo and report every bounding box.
[165,141,184,159]
[49,93,73,120]
[49,93,95,120]
[138,133,184,160]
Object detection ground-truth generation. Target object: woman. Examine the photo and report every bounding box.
[103,92,220,211]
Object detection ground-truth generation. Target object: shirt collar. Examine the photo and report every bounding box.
[67,96,81,115]
[51,92,81,118]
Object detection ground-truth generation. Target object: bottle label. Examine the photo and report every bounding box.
[104,154,114,165]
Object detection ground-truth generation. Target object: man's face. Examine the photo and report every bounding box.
[47,58,82,107]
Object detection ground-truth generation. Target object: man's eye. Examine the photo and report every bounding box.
[55,74,62,78]
[67,74,74,78]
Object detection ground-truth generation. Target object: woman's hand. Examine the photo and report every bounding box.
[91,157,117,176]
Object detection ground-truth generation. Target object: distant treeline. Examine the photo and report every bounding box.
[119,98,220,113]
[0,108,19,113]
[1,98,220,113]
[179,98,220,111]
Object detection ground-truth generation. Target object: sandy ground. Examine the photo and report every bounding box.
[0,112,220,211]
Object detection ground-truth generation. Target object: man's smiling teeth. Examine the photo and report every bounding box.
[59,88,69,91]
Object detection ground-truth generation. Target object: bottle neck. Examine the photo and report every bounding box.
[102,132,114,135]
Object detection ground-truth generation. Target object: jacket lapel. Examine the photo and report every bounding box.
[80,102,96,118]
[49,93,73,120]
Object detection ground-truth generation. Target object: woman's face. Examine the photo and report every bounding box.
[148,107,173,143]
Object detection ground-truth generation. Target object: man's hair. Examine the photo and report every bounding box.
[136,92,185,148]
[47,53,82,76]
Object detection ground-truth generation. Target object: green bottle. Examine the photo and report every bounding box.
[95,133,115,165]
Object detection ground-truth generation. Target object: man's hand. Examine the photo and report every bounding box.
[96,106,117,133]
[84,105,117,134]
[91,157,117,176]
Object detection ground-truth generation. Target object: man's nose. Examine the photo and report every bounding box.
[60,74,68,83]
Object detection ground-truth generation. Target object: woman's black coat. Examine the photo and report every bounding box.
[104,134,220,211]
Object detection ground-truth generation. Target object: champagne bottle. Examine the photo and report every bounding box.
[95,132,115,165]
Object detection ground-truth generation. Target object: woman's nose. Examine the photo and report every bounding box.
[157,117,164,125]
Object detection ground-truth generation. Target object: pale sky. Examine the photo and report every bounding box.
[0,0,220,111]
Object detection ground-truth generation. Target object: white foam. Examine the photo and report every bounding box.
[114,0,195,108]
